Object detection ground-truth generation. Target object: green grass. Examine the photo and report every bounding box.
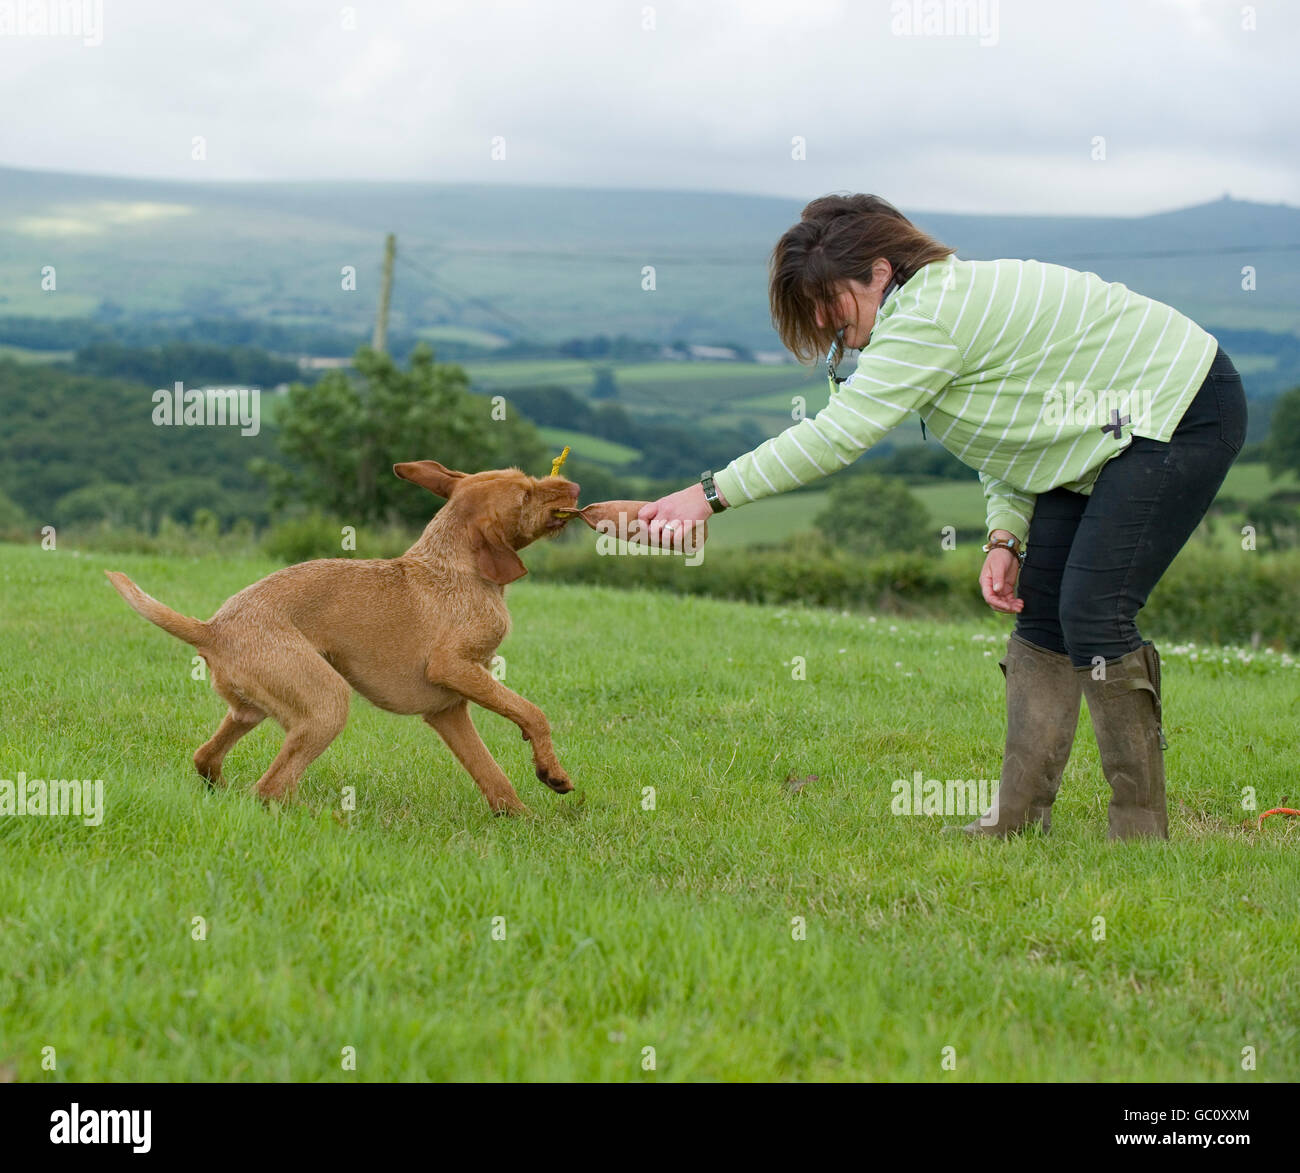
[0,342,73,363]
[704,490,829,548]
[910,481,989,532]
[733,382,832,413]
[463,358,822,416]
[2,541,1298,1082]
[1228,354,1279,376]
[417,325,508,350]
[1220,461,1300,500]
[537,426,639,467]
[462,358,599,386]
[613,361,803,385]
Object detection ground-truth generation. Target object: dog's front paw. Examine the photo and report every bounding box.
[535,763,574,794]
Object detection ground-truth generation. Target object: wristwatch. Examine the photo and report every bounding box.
[983,533,1025,563]
[700,470,727,513]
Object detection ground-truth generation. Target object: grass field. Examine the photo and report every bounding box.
[2,541,1298,1082]
[464,357,824,416]
[537,426,639,467]
[1219,461,1300,500]
[702,490,830,548]
[0,343,73,364]
[416,325,509,350]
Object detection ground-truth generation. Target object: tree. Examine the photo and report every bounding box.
[1264,384,1300,481]
[0,358,275,525]
[813,472,933,557]
[508,385,589,428]
[590,366,619,400]
[1248,495,1300,551]
[0,487,30,536]
[53,483,143,529]
[259,344,546,527]
[590,401,634,443]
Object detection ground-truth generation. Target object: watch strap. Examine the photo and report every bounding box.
[700,470,726,513]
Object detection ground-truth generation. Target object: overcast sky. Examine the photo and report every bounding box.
[1,0,1296,215]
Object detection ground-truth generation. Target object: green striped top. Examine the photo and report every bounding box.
[713,255,1219,544]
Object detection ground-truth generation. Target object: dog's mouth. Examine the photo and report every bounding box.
[547,506,579,531]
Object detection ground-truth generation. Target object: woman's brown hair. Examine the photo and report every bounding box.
[769,193,956,363]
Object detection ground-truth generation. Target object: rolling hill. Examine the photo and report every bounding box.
[2,165,1297,348]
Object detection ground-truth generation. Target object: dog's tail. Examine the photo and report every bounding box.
[105,571,209,647]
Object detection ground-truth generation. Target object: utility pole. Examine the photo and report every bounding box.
[372,232,396,353]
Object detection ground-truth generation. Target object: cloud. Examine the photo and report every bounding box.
[0,0,1294,214]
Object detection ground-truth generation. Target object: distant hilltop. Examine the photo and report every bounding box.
[1,165,1297,347]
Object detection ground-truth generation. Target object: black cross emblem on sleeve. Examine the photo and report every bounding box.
[1100,409,1130,440]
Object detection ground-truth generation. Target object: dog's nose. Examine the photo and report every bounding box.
[567,482,580,500]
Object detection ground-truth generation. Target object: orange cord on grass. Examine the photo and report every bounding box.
[1258,807,1300,828]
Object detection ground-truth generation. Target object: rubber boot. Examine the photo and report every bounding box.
[1077,641,1169,840]
[962,634,1084,837]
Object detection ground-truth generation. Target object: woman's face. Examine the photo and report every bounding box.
[815,261,894,352]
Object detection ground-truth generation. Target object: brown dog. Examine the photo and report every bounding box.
[105,461,642,815]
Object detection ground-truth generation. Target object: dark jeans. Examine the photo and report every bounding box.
[1015,346,1248,667]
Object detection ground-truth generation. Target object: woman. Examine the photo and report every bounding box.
[640,193,1247,840]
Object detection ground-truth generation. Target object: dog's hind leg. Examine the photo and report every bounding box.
[194,706,265,787]
[238,649,352,804]
[252,712,347,803]
[425,701,530,816]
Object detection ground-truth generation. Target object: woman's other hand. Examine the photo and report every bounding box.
[980,547,1023,613]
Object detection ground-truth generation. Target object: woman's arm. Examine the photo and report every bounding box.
[713,313,962,508]
[977,470,1032,612]
[978,470,1035,547]
[641,312,963,540]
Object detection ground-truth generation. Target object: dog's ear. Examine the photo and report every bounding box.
[393,460,466,499]
[467,519,528,586]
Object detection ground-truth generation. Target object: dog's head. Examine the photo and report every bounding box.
[394,460,582,585]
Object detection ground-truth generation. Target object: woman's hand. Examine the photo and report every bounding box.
[980,548,1024,613]
[638,483,714,551]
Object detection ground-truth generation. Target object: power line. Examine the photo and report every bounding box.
[1056,241,1300,261]
[401,240,1300,266]
[393,250,622,383]
[396,250,536,338]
